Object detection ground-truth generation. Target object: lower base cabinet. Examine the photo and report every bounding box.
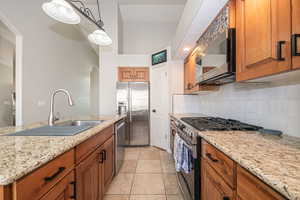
[76,135,115,200]
[76,146,104,200]
[201,159,234,200]
[201,141,287,200]
[40,171,75,200]
[237,166,285,200]
[102,137,115,193]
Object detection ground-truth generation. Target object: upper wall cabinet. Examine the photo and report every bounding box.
[118,67,149,82]
[292,0,300,69]
[236,0,293,81]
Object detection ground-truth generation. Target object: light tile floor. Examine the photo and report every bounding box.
[104,147,184,200]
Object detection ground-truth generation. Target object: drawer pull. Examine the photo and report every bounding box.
[223,197,230,200]
[44,167,65,182]
[276,41,286,61]
[206,153,219,162]
[103,150,107,161]
[292,34,300,56]
[99,151,105,163]
[70,181,76,199]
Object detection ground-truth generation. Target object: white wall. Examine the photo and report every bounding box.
[196,82,300,137]
[118,54,150,66]
[0,66,13,126]
[122,22,177,54]
[118,5,123,54]
[99,0,120,116]
[0,0,98,124]
[0,24,14,127]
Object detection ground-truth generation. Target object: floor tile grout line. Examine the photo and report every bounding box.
[129,150,140,197]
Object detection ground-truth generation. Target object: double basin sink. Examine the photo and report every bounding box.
[6,120,105,136]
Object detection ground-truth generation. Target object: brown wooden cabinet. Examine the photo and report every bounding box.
[39,171,75,200]
[184,53,196,94]
[202,141,236,188]
[237,166,286,200]
[76,146,104,200]
[201,140,287,200]
[202,159,235,200]
[236,0,292,81]
[14,150,75,200]
[102,136,114,192]
[184,53,219,94]
[0,124,116,200]
[292,0,300,69]
[118,67,149,82]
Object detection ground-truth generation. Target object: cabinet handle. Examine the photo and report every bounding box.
[99,151,105,163]
[70,181,76,199]
[206,153,219,162]
[44,167,65,182]
[223,197,230,200]
[103,150,107,161]
[292,34,300,56]
[276,41,286,61]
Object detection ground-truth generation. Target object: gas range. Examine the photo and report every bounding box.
[181,117,263,132]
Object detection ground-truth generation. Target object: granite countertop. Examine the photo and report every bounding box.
[0,115,125,185]
[170,113,300,200]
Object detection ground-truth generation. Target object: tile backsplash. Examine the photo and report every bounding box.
[197,82,300,137]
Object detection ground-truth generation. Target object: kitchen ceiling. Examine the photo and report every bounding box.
[119,0,187,23]
[119,0,187,5]
[82,0,186,5]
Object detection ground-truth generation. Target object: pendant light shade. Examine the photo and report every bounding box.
[42,0,81,24]
[88,30,112,46]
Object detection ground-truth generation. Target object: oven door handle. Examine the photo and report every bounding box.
[175,132,197,158]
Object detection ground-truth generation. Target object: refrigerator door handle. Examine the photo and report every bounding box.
[129,87,132,122]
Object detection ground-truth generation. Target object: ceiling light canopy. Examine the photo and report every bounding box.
[42,0,112,46]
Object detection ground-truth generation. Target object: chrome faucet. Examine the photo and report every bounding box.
[48,89,74,126]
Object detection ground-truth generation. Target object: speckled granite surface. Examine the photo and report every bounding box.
[0,115,125,185]
[170,113,300,200]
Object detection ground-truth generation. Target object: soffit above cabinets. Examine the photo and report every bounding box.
[172,0,229,59]
[119,4,185,23]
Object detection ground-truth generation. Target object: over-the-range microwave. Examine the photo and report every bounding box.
[193,6,236,85]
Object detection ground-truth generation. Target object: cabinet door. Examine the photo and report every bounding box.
[237,166,286,200]
[184,54,196,94]
[118,67,135,82]
[292,0,300,69]
[39,171,75,200]
[236,0,291,81]
[134,68,149,82]
[102,136,115,192]
[201,159,234,200]
[76,147,103,200]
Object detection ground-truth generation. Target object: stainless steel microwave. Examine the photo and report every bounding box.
[194,6,236,85]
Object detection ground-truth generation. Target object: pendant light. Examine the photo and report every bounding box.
[42,0,112,46]
[88,29,112,46]
[42,0,81,24]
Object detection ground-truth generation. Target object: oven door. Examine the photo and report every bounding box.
[175,132,199,200]
[177,163,195,200]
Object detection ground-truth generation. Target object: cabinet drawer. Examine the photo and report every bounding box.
[202,141,236,188]
[202,159,234,200]
[39,171,75,200]
[14,149,74,200]
[237,166,286,200]
[76,125,113,164]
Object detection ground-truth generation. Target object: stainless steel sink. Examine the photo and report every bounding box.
[55,120,105,127]
[4,120,105,136]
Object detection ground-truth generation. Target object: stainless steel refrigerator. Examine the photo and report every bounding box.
[116,82,150,146]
